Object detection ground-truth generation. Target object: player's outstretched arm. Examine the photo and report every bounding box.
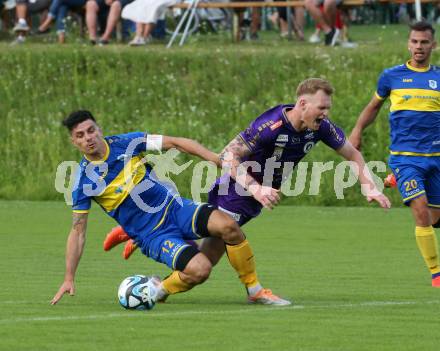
[160,135,220,166]
[349,95,384,150]
[219,135,280,210]
[51,212,88,305]
[337,141,391,209]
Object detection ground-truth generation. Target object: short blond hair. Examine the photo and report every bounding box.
[296,78,334,98]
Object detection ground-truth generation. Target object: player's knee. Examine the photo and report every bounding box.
[186,259,211,284]
[410,198,431,226]
[219,217,243,244]
[181,251,212,284]
[193,261,212,284]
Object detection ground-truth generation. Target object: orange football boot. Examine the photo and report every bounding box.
[384,173,397,188]
[248,289,291,306]
[432,276,440,288]
[123,240,138,260]
[103,226,130,251]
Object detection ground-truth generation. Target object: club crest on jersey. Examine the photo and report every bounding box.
[273,147,283,160]
[429,80,437,89]
[276,134,288,143]
[304,132,314,140]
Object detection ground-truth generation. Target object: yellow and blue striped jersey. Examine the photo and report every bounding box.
[376,61,440,156]
[71,132,174,242]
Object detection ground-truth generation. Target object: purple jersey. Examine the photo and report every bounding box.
[208,104,346,221]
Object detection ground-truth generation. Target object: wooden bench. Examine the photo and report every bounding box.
[173,0,437,9]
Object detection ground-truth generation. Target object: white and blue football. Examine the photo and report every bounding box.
[118,275,157,310]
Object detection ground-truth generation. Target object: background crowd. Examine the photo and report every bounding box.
[1,0,439,46]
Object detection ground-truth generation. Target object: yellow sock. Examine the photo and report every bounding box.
[415,226,440,275]
[162,271,193,295]
[225,239,259,288]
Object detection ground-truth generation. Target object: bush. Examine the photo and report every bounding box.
[0,33,409,205]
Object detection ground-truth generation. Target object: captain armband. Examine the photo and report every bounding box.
[146,134,163,151]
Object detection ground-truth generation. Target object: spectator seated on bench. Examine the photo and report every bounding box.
[12,0,50,43]
[121,0,176,46]
[37,0,86,43]
[86,0,133,45]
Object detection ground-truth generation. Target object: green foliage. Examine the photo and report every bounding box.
[0,25,421,204]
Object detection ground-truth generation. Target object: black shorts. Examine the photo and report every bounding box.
[194,204,216,238]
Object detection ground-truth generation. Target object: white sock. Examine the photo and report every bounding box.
[247,283,263,297]
[18,18,27,25]
[155,283,169,301]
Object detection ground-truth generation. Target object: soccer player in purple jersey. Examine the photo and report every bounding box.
[104,78,391,301]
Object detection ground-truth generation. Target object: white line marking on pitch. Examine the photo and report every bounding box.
[1,300,439,324]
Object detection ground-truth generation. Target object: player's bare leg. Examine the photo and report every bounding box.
[198,237,225,265]
[410,196,440,287]
[152,253,212,302]
[207,210,291,305]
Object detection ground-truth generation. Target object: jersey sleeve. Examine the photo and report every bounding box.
[114,132,148,154]
[319,119,346,150]
[71,169,92,213]
[375,70,391,100]
[239,117,278,152]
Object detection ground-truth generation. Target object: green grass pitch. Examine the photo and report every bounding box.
[1,201,439,351]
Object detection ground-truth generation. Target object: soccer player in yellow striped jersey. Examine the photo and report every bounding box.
[51,110,290,306]
[350,21,440,287]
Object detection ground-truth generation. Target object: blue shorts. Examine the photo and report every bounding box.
[388,155,440,207]
[139,198,207,270]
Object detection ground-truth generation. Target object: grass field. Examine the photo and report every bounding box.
[1,201,439,351]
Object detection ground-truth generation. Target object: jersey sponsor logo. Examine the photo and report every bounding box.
[270,120,283,131]
[402,78,413,83]
[429,80,438,89]
[276,134,289,143]
[403,94,412,101]
[303,141,315,153]
[433,140,440,145]
[258,120,276,132]
[291,137,301,144]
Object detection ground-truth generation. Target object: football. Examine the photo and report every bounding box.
[118,275,157,310]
